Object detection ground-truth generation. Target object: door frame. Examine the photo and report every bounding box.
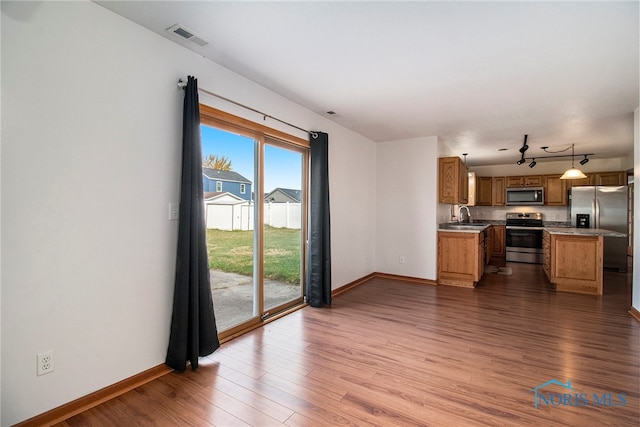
[200,105,310,341]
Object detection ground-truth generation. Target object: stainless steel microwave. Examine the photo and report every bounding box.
[506,187,544,205]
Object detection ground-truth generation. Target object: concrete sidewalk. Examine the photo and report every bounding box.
[210,270,301,331]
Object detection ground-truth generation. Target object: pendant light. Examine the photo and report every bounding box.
[559,144,587,180]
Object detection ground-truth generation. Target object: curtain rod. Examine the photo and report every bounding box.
[178,79,318,139]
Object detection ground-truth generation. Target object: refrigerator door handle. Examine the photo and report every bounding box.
[594,198,599,229]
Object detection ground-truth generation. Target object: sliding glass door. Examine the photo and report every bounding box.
[200,107,308,338]
[201,126,257,332]
[263,140,305,315]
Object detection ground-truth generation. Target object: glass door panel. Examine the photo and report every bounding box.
[201,125,258,332]
[263,142,305,314]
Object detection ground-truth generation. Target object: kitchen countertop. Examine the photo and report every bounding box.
[439,223,626,238]
[544,227,626,238]
[438,223,491,233]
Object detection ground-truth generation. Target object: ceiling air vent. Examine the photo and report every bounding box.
[166,24,209,47]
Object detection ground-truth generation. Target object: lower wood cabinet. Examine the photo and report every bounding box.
[492,225,506,257]
[485,226,493,265]
[542,231,550,278]
[438,230,485,288]
[544,231,603,295]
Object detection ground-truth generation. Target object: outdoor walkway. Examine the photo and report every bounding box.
[210,270,301,331]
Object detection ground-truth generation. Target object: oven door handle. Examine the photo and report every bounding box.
[507,231,535,236]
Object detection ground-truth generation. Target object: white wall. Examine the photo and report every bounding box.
[633,107,639,311]
[0,1,377,424]
[375,137,439,280]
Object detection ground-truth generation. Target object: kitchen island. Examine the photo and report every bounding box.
[543,228,626,295]
[437,223,491,288]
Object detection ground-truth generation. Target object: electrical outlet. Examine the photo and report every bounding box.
[37,351,54,376]
[169,202,179,221]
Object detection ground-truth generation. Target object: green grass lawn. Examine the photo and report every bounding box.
[206,226,302,284]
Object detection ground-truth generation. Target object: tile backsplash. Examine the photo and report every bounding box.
[468,205,570,222]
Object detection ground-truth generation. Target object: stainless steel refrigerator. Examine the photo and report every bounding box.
[570,185,628,272]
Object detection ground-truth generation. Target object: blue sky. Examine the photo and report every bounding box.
[201,125,302,193]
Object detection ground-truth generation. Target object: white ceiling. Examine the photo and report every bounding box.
[95,1,639,167]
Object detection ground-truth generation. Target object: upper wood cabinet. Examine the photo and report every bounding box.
[506,176,523,187]
[439,157,469,204]
[476,177,493,206]
[465,170,625,206]
[566,172,625,188]
[566,174,594,188]
[492,177,506,206]
[506,175,542,188]
[543,174,567,206]
[594,172,626,186]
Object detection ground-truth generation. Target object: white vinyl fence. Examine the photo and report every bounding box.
[205,201,301,230]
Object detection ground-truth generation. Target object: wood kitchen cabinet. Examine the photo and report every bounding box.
[492,225,506,257]
[544,231,603,295]
[492,177,506,206]
[485,226,494,265]
[564,172,626,188]
[476,177,493,206]
[438,230,485,288]
[543,174,567,206]
[506,175,542,188]
[566,174,594,188]
[595,172,626,186]
[542,231,550,279]
[439,157,468,204]
[506,176,524,187]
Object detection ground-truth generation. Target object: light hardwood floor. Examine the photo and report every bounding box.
[58,264,638,426]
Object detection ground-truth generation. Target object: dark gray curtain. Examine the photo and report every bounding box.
[166,76,220,371]
[306,132,332,307]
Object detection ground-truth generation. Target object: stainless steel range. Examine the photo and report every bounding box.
[505,212,544,264]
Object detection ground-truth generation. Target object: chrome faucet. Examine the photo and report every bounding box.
[458,205,471,223]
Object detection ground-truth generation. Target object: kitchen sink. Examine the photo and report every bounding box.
[439,223,489,230]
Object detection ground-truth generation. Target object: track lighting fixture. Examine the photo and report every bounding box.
[515,140,593,179]
[519,135,529,154]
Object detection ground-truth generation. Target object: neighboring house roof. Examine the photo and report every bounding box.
[204,191,246,204]
[204,191,224,200]
[202,168,251,184]
[265,188,302,203]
